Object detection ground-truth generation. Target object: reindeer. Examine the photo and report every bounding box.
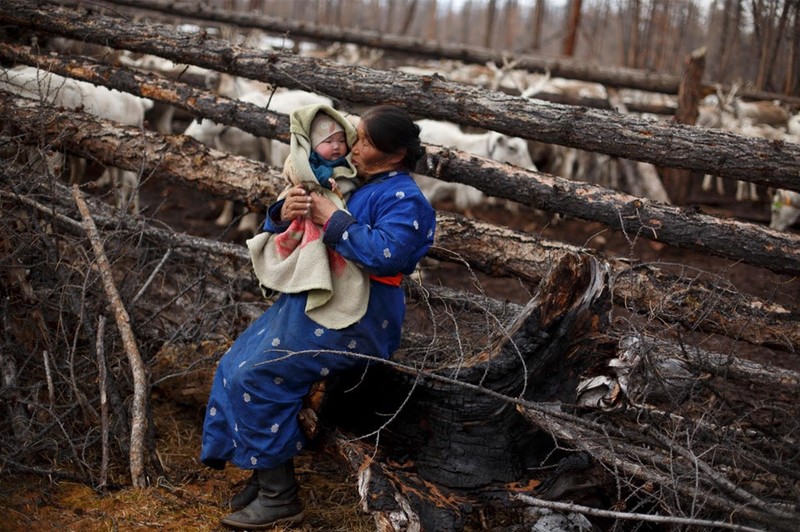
[701,84,789,201]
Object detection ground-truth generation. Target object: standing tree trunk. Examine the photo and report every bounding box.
[424,0,438,39]
[754,0,775,90]
[716,0,733,79]
[765,0,792,92]
[503,0,520,51]
[460,1,472,45]
[528,0,545,51]
[483,0,497,49]
[786,5,800,94]
[661,47,706,205]
[400,0,418,35]
[562,0,582,57]
[626,0,642,68]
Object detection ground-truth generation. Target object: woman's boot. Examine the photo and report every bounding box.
[220,459,304,530]
[227,470,259,510]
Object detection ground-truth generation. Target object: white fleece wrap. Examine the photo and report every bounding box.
[247,104,370,330]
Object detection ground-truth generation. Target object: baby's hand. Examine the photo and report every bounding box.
[328,178,338,192]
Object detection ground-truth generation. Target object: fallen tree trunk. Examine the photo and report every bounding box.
[0,89,286,209]
[1,36,673,120]
[3,0,800,189]
[424,154,800,276]
[9,175,798,355]
[6,170,799,529]
[3,92,800,279]
[0,41,291,144]
[2,94,799,354]
[92,0,800,108]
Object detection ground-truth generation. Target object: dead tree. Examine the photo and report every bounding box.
[2,90,799,342]
[0,41,291,143]
[4,151,799,529]
[3,0,799,191]
[562,0,582,57]
[661,46,706,205]
[89,0,800,106]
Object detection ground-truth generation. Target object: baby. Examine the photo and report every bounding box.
[278,103,358,205]
[308,112,350,197]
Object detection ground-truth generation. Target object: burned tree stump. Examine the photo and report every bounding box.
[317,253,615,530]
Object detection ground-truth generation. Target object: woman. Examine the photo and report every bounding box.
[201,105,436,530]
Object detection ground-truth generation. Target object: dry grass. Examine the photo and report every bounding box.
[0,400,375,532]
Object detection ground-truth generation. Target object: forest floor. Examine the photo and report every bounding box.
[1,175,798,531]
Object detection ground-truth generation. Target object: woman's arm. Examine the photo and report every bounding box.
[318,181,435,276]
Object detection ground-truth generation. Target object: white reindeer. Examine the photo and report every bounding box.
[414,119,536,214]
[1,65,151,213]
[770,189,800,231]
[702,85,790,202]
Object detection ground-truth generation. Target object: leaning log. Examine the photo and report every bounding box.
[2,93,799,352]
[9,174,798,355]
[92,0,800,107]
[6,170,799,529]
[4,92,800,279]
[0,41,291,144]
[423,153,800,276]
[4,0,800,189]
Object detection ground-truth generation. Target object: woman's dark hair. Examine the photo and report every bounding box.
[360,105,425,170]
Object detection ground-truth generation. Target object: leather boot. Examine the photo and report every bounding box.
[227,470,259,510]
[220,460,304,530]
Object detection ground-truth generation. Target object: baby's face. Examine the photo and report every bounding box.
[314,131,348,161]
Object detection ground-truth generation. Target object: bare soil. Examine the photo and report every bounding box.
[2,176,798,531]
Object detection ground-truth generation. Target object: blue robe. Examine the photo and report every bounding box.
[201,170,436,470]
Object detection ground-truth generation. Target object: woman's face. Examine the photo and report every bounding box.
[351,122,403,178]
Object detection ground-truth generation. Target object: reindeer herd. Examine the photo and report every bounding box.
[2,38,799,234]
[695,83,800,230]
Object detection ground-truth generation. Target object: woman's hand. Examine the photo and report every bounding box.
[309,190,338,227]
[280,185,312,221]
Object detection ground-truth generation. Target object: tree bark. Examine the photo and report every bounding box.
[72,186,150,488]
[420,149,800,277]
[2,38,674,118]
[0,91,287,208]
[54,0,699,96]
[399,0,418,35]
[483,0,497,49]
[765,0,791,93]
[661,47,706,205]
[0,42,291,144]
[4,1,800,188]
[528,0,545,51]
[562,0,582,57]
[4,91,800,279]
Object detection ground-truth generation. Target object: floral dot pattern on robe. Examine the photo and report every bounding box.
[201,171,435,471]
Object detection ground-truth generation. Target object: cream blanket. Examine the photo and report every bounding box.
[247,104,370,330]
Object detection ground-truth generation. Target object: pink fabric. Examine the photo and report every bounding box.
[274,217,321,259]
